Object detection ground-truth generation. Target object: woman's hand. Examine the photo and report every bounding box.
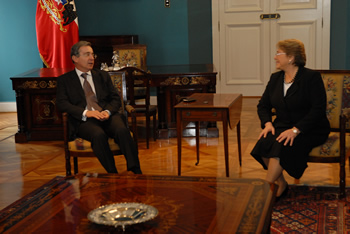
[259,122,275,139]
[276,128,299,146]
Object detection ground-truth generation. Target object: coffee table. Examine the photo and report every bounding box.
[175,93,243,177]
[0,174,276,233]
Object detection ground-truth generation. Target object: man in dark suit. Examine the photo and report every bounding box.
[56,41,142,174]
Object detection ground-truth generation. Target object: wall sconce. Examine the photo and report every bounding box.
[165,0,170,8]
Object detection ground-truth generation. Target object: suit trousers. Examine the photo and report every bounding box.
[77,113,140,173]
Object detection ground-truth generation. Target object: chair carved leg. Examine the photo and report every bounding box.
[339,114,346,198]
[74,157,78,175]
[340,164,345,198]
[65,152,72,176]
[153,113,157,141]
[146,113,150,149]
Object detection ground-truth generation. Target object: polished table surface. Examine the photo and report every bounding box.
[0,174,276,233]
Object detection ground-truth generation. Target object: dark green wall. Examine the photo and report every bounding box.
[330,0,350,69]
[0,0,212,103]
[0,1,348,104]
[0,1,42,103]
[76,0,197,66]
[188,0,212,64]
[75,0,212,65]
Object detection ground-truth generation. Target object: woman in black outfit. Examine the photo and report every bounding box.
[251,39,330,199]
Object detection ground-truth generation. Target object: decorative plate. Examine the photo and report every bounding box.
[87,202,158,230]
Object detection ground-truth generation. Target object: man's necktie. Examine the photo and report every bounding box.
[81,73,102,111]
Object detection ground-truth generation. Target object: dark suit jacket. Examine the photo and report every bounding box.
[257,66,330,136]
[56,68,121,139]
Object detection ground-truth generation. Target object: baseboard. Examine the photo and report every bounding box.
[0,102,16,112]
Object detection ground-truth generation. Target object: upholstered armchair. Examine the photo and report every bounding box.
[63,71,136,176]
[308,70,350,198]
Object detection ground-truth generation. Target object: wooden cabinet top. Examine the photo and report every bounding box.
[10,68,71,79]
[11,64,216,79]
[10,65,217,90]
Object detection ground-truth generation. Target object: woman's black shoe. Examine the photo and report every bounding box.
[275,183,289,202]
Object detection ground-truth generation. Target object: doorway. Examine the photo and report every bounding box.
[212,0,330,96]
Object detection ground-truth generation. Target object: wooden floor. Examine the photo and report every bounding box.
[0,98,348,210]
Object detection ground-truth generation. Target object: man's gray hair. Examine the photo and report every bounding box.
[71,41,91,58]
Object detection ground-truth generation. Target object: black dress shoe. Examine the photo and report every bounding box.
[275,183,289,202]
[130,168,142,174]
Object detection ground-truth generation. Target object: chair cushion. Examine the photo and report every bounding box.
[68,138,120,152]
[309,132,350,157]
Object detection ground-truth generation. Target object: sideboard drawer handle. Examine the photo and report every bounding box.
[186,112,191,116]
[212,112,217,117]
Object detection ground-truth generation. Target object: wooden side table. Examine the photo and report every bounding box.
[175,93,243,177]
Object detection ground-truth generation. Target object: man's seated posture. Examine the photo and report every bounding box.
[56,41,142,174]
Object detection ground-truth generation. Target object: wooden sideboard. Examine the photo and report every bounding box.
[11,68,70,143]
[11,65,216,143]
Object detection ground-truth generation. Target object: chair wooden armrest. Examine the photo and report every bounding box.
[125,104,137,143]
[125,104,135,114]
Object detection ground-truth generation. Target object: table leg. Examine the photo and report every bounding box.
[177,110,182,176]
[195,121,200,166]
[14,89,28,143]
[237,121,242,166]
[223,115,229,177]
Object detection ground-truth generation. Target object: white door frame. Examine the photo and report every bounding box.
[211,0,331,95]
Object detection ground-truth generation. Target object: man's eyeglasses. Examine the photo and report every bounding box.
[275,52,286,56]
[81,52,97,59]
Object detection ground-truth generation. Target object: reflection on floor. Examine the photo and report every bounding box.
[0,98,348,210]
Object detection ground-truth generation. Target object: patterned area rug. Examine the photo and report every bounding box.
[271,185,350,233]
